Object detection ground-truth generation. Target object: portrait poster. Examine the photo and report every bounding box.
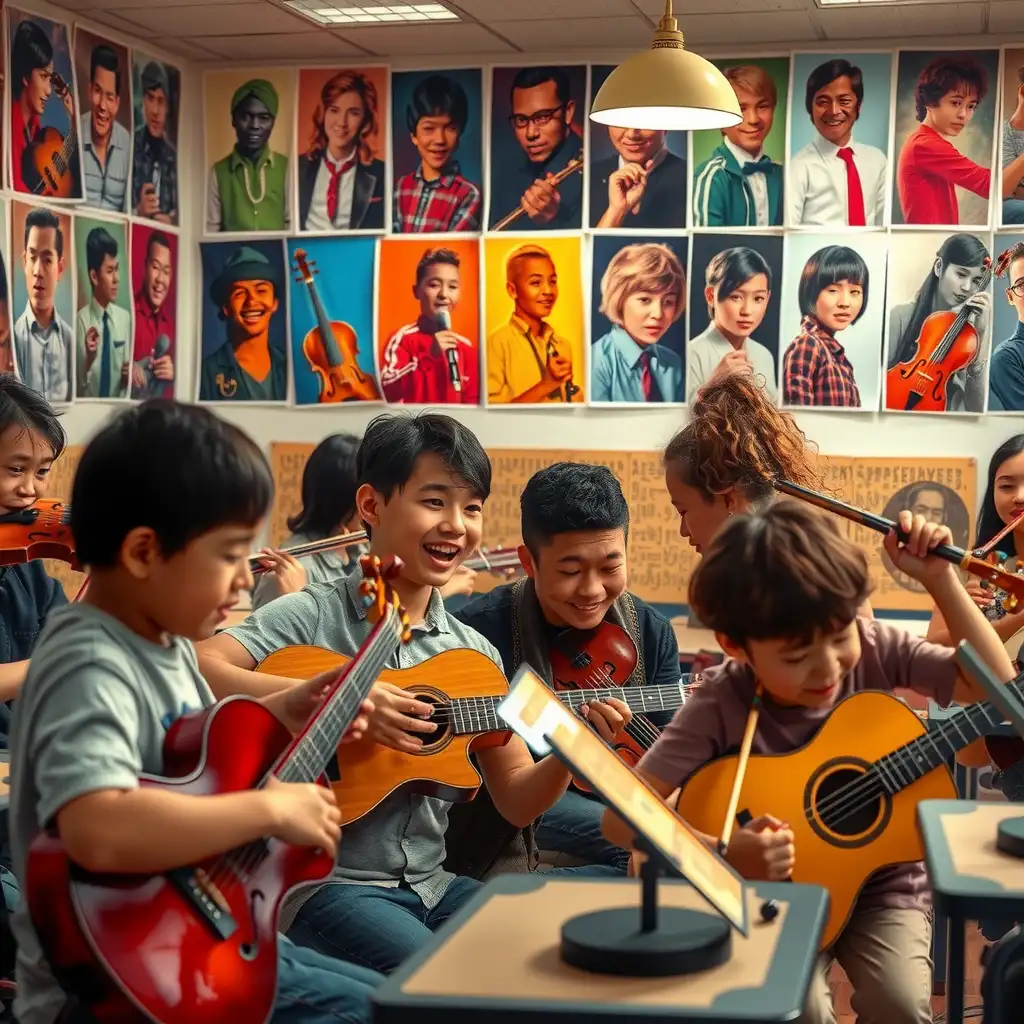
[376,237,480,405]
[8,8,82,202]
[883,230,993,415]
[999,48,1024,231]
[691,57,789,229]
[286,235,380,407]
[131,51,180,226]
[988,230,1024,413]
[0,201,12,376]
[778,231,887,411]
[295,66,388,235]
[72,27,130,215]
[686,232,784,407]
[130,222,177,400]
[891,49,999,228]
[588,64,687,231]
[204,68,295,236]
[197,239,288,405]
[391,67,483,234]
[486,65,587,233]
[589,234,688,406]
[10,199,73,404]
[786,52,894,228]
[483,234,585,407]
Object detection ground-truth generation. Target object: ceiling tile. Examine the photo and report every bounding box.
[158,38,225,60]
[73,9,160,37]
[815,3,984,39]
[113,1,310,36]
[491,15,652,49]
[682,11,818,45]
[990,1,1024,33]
[208,31,365,59]
[49,0,255,9]
[635,0,809,13]
[451,0,638,19]
[336,21,514,56]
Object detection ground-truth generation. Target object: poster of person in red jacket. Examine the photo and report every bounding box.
[893,50,998,227]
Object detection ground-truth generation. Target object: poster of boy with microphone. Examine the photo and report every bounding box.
[377,240,480,404]
[130,223,175,398]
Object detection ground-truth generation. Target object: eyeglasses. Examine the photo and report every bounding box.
[509,106,564,130]
[1008,281,1024,298]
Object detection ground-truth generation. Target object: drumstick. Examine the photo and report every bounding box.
[717,683,763,856]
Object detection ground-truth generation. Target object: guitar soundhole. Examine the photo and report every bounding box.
[805,760,892,850]
[406,690,453,755]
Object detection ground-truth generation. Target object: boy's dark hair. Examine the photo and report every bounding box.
[804,59,863,118]
[85,226,118,277]
[510,66,571,108]
[90,43,121,95]
[406,73,468,136]
[0,373,65,459]
[11,20,52,99]
[915,54,988,122]
[521,462,628,558]
[798,245,869,325]
[146,231,172,262]
[415,246,460,287]
[288,432,360,539]
[72,400,273,569]
[689,500,870,647]
[24,207,63,259]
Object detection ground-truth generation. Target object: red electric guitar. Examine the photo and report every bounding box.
[25,554,411,1024]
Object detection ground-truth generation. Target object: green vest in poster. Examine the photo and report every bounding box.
[212,146,288,232]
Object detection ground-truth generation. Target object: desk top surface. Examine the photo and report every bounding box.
[373,874,828,1024]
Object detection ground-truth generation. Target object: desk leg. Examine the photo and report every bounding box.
[945,917,966,1024]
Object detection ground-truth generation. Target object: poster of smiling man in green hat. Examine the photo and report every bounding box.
[205,70,294,233]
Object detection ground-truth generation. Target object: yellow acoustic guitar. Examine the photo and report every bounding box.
[257,644,694,824]
[676,688,1006,950]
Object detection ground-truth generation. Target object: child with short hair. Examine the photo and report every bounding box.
[591,243,686,403]
[8,400,382,1024]
[602,500,1013,1024]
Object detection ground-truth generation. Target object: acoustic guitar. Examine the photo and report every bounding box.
[26,556,410,1024]
[676,686,1013,950]
[256,644,694,824]
[23,72,79,198]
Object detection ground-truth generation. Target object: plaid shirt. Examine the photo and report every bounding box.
[393,163,481,233]
[782,315,861,408]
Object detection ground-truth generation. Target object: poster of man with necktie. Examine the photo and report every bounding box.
[787,53,893,228]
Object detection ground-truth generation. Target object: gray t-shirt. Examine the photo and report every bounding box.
[9,602,215,1024]
[224,564,503,916]
[1003,119,1024,195]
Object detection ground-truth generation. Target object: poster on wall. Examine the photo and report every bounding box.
[286,235,380,406]
[377,237,479,404]
[391,68,482,234]
[778,232,887,410]
[1000,48,1024,230]
[72,27,130,214]
[197,239,288,404]
[891,49,998,227]
[131,51,180,226]
[786,52,893,228]
[483,234,585,406]
[883,229,993,414]
[295,66,388,234]
[691,58,789,228]
[10,200,72,403]
[989,232,1024,412]
[589,235,687,405]
[73,214,132,400]
[204,69,295,235]
[8,7,82,202]
[0,202,13,376]
[486,65,587,233]
[588,65,687,230]
[686,232,783,406]
[130,222,176,400]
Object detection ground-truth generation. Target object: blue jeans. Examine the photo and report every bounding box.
[1004,198,1024,224]
[288,877,481,975]
[537,789,630,873]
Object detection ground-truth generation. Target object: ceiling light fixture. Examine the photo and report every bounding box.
[590,0,741,132]
[283,2,459,24]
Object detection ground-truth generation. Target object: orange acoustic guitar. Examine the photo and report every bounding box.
[256,645,694,824]
[23,72,79,198]
[676,686,1014,950]
[292,249,380,403]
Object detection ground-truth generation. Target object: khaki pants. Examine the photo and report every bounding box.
[799,906,933,1024]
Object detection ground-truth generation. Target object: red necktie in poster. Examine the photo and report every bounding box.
[640,349,661,402]
[837,147,866,227]
[326,156,357,222]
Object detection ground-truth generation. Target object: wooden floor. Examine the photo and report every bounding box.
[830,923,985,1022]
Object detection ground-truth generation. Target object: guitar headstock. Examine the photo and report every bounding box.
[292,248,318,285]
[50,72,69,99]
[358,554,411,642]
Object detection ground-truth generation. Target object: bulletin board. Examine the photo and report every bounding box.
[269,443,976,614]
[45,445,86,600]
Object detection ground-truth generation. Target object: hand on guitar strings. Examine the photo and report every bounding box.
[882,511,955,585]
[365,683,438,753]
[264,670,373,738]
[724,814,795,881]
[263,775,343,857]
[579,697,632,743]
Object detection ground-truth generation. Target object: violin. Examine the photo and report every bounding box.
[885,251,1004,413]
[0,498,78,571]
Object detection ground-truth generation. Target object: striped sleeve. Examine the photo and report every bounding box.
[692,156,728,227]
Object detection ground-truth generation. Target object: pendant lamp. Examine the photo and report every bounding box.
[590,0,742,131]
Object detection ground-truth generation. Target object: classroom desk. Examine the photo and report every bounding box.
[372,874,829,1024]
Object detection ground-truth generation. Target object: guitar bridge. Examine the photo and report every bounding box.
[167,866,238,940]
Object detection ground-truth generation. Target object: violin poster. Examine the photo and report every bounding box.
[8,7,83,202]
[883,230,993,415]
[376,237,480,405]
[286,235,381,407]
[485,64,587,233]
[197,238,288,404]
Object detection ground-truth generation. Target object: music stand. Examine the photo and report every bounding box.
[498,665,759,978]
[954,642,1024,857]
